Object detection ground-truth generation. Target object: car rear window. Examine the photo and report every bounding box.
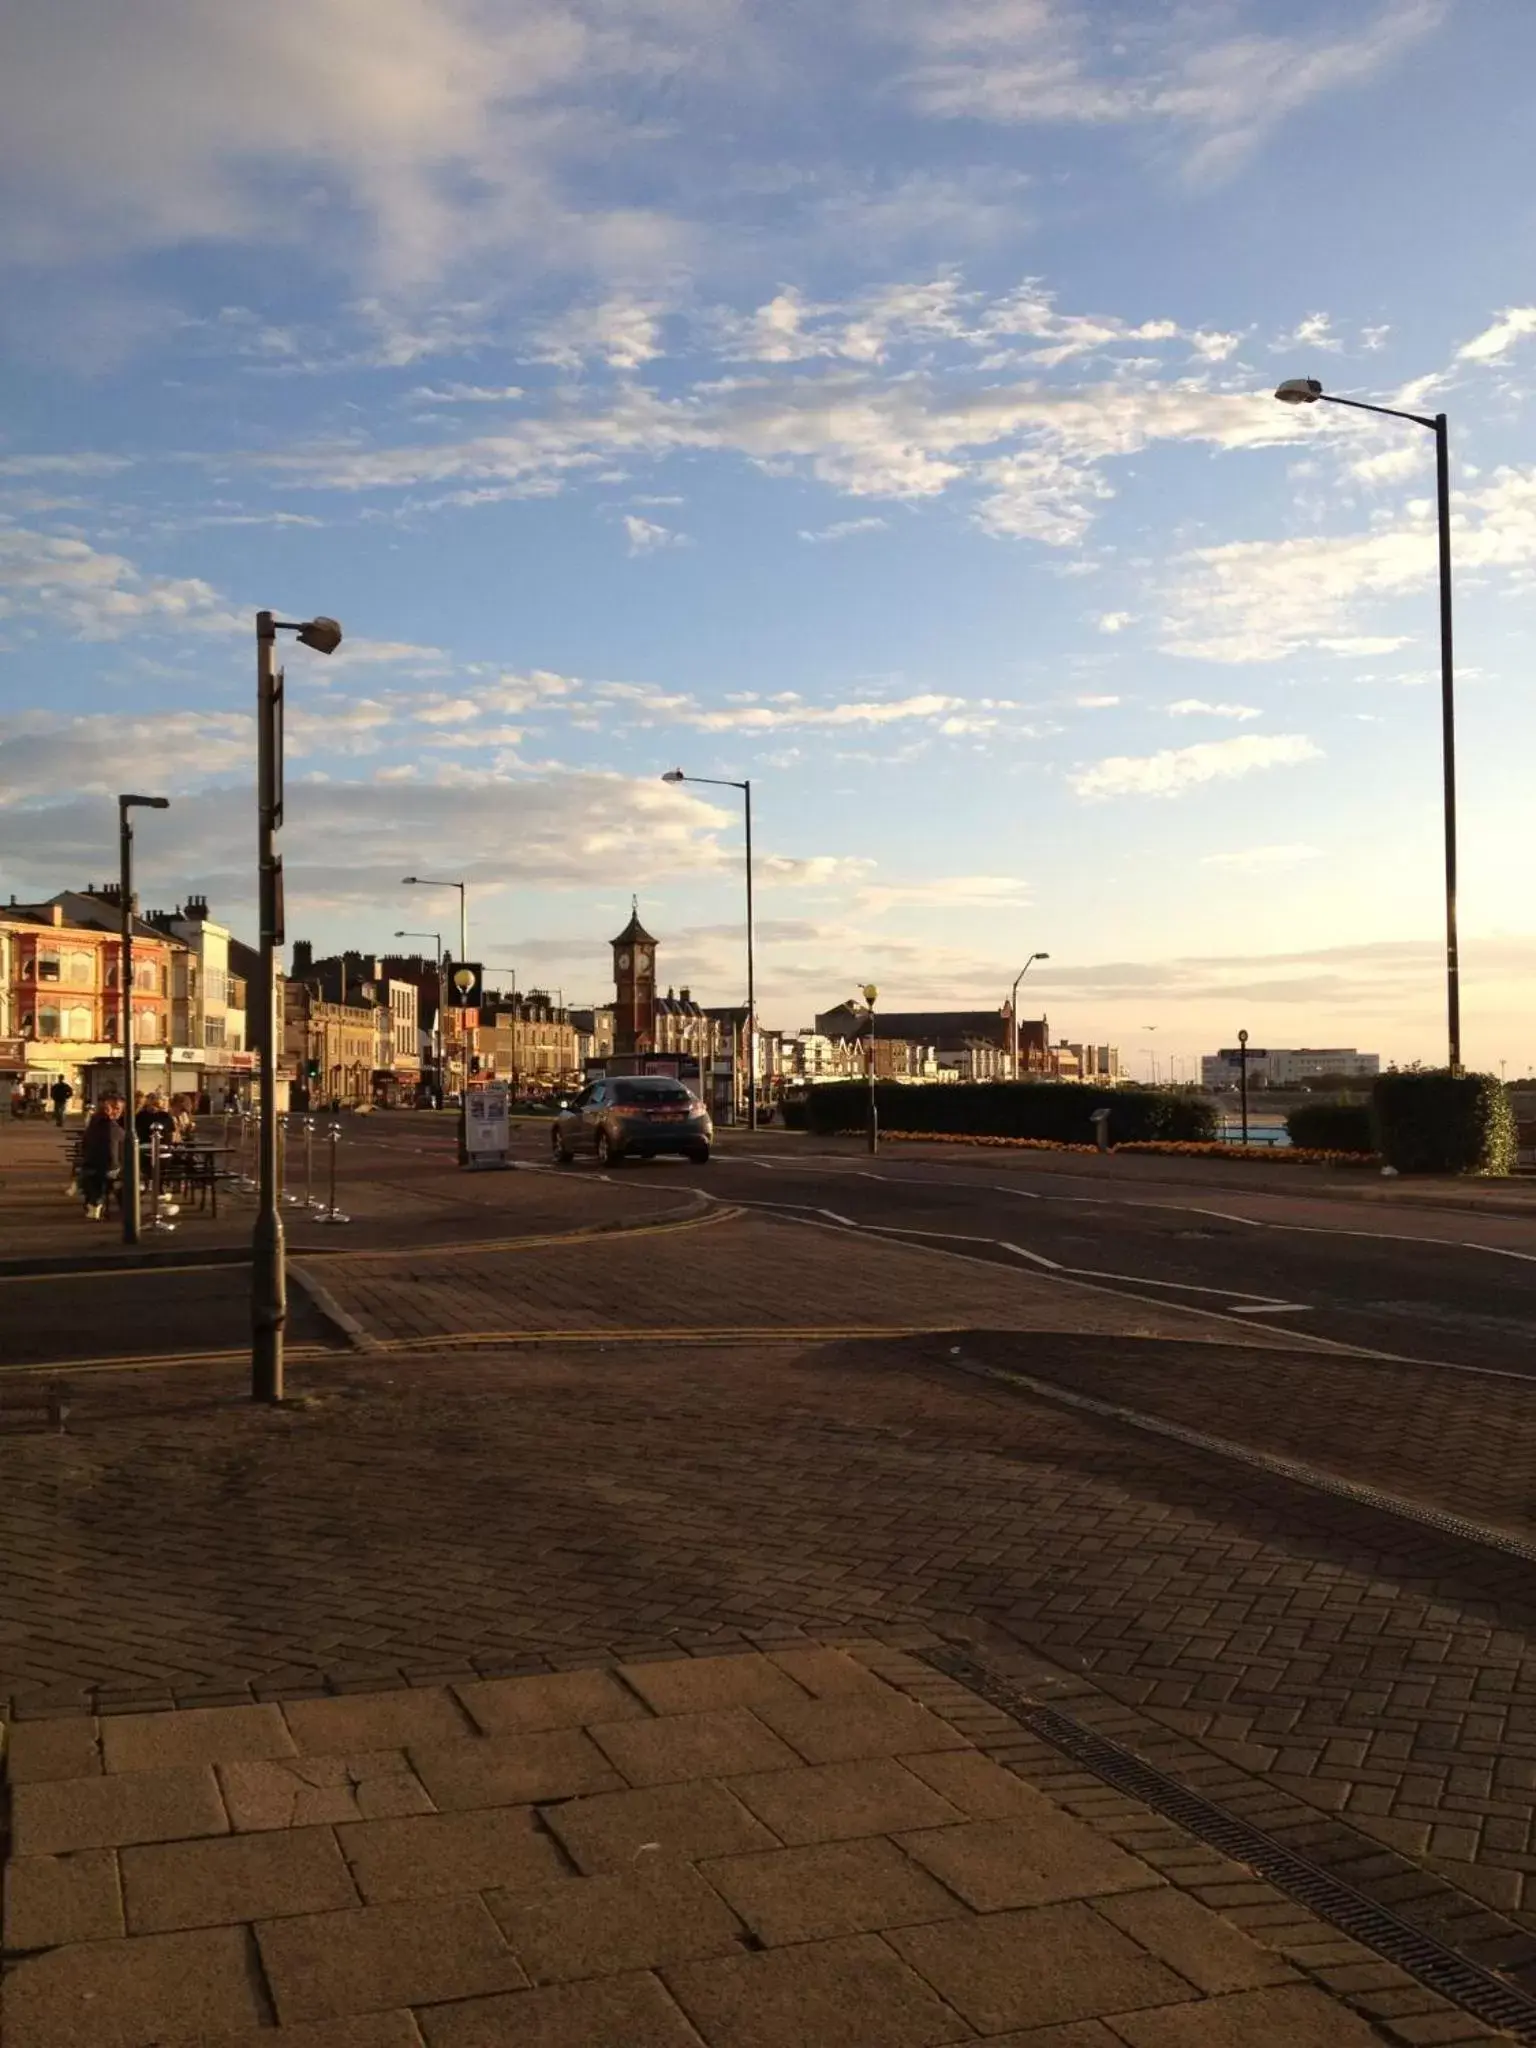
[612,1081,693,1105]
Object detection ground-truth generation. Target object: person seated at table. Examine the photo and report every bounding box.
[135,1093,176,1149]
[169,1094,197,1144]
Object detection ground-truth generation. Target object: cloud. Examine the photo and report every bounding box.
[411,383,527,404]
[1096,611,1134,634]
[531,297,665,370]
[0,0,703,286]
[599,681,984,733]
[890,0,1444,182]
[1202,844,1322,873]
[1166,698,1260,720]
[0,524,238,639]
[623,513,685,555]
[798,517,889,543]
[1456,308,1536,365]
[1070,733,1322,800]
[1074,694,1120,708]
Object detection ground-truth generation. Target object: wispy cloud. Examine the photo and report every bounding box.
[1166,698,1260,721]
[1070,733,1321,800]
[1202,844,1322,873]
[1457,308,1536,365]
[798,517,889,543]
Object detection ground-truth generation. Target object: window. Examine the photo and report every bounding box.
[37,1006,60,1038]
[37,951,61,982]
[68,1007,92,1040]
[136,1008,161,1042]
[67,951,93,985]
[204,1017,226,1048]
[135,959,160,992]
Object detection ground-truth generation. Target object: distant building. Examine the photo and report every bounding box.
[1201,1046,1381,1090]
[287,945,421,1103]
[815,1002,1045,1081]
[475,990,581,1090]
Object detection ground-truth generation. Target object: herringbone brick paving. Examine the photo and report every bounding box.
[7,1313,1536,1976]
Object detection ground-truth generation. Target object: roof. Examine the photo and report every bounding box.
[611,907,657,946]
[815,1003,1045,1049]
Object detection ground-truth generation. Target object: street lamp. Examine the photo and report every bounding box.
[1275,375,1461,1072]
[860,984,879,1154]
[117,793,170,1245]
[1009,953,1049,1079]
[661,769,757,1130]
[252,609,342,1405]
[394,931,445,1102]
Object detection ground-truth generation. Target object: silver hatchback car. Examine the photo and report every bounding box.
[552,1075,712,1166]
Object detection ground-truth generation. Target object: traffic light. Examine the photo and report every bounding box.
[306,1058,320,1079]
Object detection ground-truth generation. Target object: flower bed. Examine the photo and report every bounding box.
[881,1130,1376,1165]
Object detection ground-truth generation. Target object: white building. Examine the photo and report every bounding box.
[1202,1046,1381,1090]
[148,895,250,1096]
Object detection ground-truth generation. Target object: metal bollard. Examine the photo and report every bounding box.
[147,1129,178,1232]
[302,1115,321,1211]
[318,1121,350,1225]
[280,1113,305,1209]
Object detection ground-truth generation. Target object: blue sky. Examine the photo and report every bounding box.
[3,0,1535,1071]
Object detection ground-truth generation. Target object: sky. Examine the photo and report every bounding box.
[2,0,1535,1076]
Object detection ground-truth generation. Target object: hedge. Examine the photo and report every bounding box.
[798,1081,1218,1145]
[1284,1101,1374,1154]
[1371,1070,1516,1175]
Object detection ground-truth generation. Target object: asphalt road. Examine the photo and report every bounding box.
[0,1264,336,1371]
[674,1144,1536,1374]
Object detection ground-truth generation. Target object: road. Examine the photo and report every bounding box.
[529,1128,1536,1377]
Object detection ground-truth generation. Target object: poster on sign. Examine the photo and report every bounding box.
[464,1081,510,1167]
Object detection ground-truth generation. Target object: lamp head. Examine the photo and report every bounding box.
[295,615,342,655]
[453,967,476,994]
[1274,376,1323,405]
[861,983,878,1004]
[1034,951,1050,962]
[402,876,420,886]
[120,793,170,810]
[661,768,687,784]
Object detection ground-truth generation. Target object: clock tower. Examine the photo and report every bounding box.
[611,899,658,1056]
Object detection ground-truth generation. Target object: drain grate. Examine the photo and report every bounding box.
[927,1646,1536,2043]
[950,1354,1536,1568]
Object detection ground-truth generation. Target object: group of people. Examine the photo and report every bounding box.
[74,1091,198,1220]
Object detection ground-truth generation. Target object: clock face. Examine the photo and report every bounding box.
[617,951,631,970]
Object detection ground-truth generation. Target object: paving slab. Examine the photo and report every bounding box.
[1104,1982,1387,2046]
[896,1814,1161,1911]
[11,1763,228,1855]
[196,2018,428,2048]
[542,1777,778,1871]
[419,1971,705,2048]
[888,1903,1196,2034]
[749,1687,971,1764]
[284,1688,471,1756]
[0,1923,265,2047]
[120,1824,359,1933]
[619,1650,811,1715]
[408,1727,622,1809]
[102,1700,297,1773]
[219,1751,435,1831]
[589,1705,800,1786]
[454,1667,645,1736]
[1095,1887,1298,1995]
[726,1756,965,1844]
[701,1834,965,1945]
[489,1863,745,1982]
[3,1716,103,1784]
[338,1806,572,1905]
[257,1896,525,2024]
[2,1847,123,1949]
[664,1929,970,2048]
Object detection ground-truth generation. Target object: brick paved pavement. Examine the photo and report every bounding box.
[299,1209,1309,1349]
[8,1317,1536,1986]
[3,1646,1472,2045]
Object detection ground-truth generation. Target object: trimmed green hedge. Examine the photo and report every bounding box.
[1371,1071,1516,1175]
[799,1081,1217,1145]
[1284,1101,1374,1154]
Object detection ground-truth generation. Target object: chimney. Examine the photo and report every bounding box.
[292,939,314,973]
[679,985,691,1004]
[52,905,64,927]
[184,894,209,921]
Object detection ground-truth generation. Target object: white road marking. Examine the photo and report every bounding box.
[992,1185,1041,1198]
[818,1208,858,1226]
[1225,1302,1312,1316]
[999,1241,1064,1272]
[1463,1242,1536,1264]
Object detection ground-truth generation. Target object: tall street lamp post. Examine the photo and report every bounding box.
[1276,376,1461,1072]
[394,930,445,1103]
[1238,1028,1250,1148]
[403,878,471,1159]
[117,793,170,1245]
[661,770,756,1130]
[860,984,879,1155]
[252,609,342,1405]
[1009,952,1049,1079]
